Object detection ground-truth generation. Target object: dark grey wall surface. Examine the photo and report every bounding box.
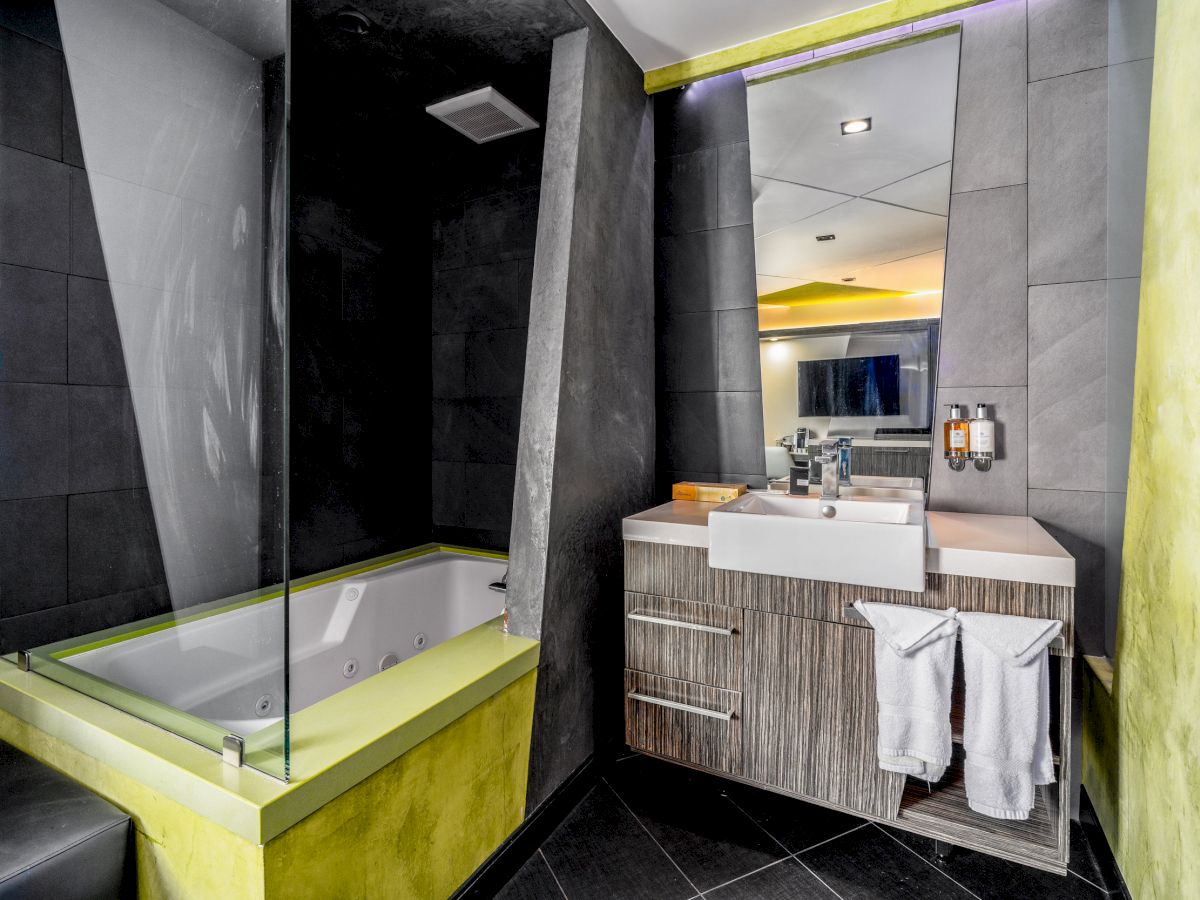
[508,24,656,809]
[0,1,169,652]
[653,74,766,494]
[928,0,1155,660]
[430,131,543,553]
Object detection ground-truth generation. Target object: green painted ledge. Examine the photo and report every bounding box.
[0,618,539,845]
[643,0,987,93]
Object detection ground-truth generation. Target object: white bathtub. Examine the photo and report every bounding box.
[68,551,507,735]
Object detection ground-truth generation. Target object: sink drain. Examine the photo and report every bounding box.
[255,694,273,717]
[343,658,359,678]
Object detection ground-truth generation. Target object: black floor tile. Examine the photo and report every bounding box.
[799,824,976,899]
[495,851,565,900]
[884,825,1108,899]
[605,755,788,893]
[719,778,864,854]
[540,783,696,900]
[1070,813,1124,894]
[704,858,837,899]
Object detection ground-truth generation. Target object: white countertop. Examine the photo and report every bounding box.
[623,498,1075,588]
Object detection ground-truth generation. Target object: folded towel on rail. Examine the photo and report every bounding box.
[853,601,959,783]
[957,612,1062,820]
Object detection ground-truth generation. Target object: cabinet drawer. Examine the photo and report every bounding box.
[625,670,741,776]
[625,593,742,690]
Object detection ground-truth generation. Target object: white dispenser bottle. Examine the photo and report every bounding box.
[969,403,995,471]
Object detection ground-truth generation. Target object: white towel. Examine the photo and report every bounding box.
[854,601,959,783]
[958,612,1063,820]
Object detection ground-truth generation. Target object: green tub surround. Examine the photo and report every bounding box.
[1082,0,1200,895]
[0,619,538,899]
[643,0,986,92]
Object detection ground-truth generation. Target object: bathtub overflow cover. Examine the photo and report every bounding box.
[413,633,428,651]
[343,658,359,678]
[255,694,273,717]
[379,652,399,672]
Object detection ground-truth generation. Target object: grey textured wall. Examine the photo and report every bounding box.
[653,75,767,493]
[508,24,656,809]
[0,1,170,652]
[929,0,1155,659]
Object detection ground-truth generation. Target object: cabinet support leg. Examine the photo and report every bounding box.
[934,840,953,862]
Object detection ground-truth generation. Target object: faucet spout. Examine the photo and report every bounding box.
[816,438,853,501]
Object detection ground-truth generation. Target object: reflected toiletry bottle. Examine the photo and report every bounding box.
[944,403,969,470]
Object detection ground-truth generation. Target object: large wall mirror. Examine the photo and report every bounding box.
[748,28,962,493]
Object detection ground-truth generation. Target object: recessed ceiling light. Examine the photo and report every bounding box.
[816,234,836,242]
[841,117,872,135]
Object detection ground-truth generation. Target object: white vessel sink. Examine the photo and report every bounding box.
[708,492,926,592]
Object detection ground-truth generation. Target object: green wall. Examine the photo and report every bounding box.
[1082,0,1200,895]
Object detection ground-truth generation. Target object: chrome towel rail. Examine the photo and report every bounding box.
[842,605,1065,650]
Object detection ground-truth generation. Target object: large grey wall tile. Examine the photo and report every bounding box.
[1107,59,1153,279]
[1028,0,1108,81]
[1029,281,1106,491]
[1105,278,1139,492]
[431,333,466,399]
[0,146,68,272]
[461,462,516,532]
[0,27,62,159]
[0,263,66,383]
[2,584,168,654]
[938,186,1027,387]
[1029,488,1106,653]
[68,167,106,280]
[466,328,528,398]
[718,307,761,392]
[67,275,126,386]
[1103,491,1126,655]
[657,142,753,236]
[66,489,166,602]
[663,392,720,474]
[68,385,146,493]
[657,225,758,315]
[660,312,719,393]
[1109,0,1157,64]
[431,460,465,528]
[929,386,1028,516]
[717,391,766,476]
[951,0,1027,193]
[0,382,67,500]
[0,496,67,617]
[1029,68,1108,285]
[655,72,749,157]
[432,260,519,333]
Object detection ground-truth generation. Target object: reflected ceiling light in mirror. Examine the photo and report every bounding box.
[840,117,872,134]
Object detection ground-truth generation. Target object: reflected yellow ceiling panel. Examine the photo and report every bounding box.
[757,280,912,307]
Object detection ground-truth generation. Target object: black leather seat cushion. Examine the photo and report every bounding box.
[0,741,130,899]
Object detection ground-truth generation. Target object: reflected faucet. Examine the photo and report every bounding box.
[815,438,853,501]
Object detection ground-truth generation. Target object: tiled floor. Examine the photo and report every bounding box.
[495,754,1123,899]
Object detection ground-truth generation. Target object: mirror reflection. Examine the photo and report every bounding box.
[747,29,962,494]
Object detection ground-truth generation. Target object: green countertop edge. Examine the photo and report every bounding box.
[0,619,539,845]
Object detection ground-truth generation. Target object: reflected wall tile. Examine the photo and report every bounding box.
[1109,0,1157,65]
[0,264,67,384]
[1028,68,1107,285]
[1107,59,1153,279]
[0,383,68,500]
[0,146,69,272]
[0,27,63,159]
[1105,278,1139,493]
[1028,281,1106,492]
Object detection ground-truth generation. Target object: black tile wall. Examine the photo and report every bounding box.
[653,74,766,493]
[429,135,539,552]
[0,5,169,651]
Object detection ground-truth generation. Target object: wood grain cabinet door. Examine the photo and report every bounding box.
[743,610,904,819]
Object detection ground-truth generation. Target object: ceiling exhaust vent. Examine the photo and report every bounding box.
[425,87,539,144]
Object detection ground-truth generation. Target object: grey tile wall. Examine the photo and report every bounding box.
[930,0,1154,662]
[655,73,765,492]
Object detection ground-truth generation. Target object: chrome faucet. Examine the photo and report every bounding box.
[815,438,853,500]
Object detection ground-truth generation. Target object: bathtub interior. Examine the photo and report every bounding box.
[31,549,507,771]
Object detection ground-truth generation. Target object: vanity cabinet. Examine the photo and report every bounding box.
[623,537,1075,875]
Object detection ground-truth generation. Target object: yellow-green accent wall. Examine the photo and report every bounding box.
[1081,0,1200,896]
[643,0,985,93]
[0,671,536,899]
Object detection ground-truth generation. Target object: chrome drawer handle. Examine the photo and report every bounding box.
[626,612,734,636]
[627,691,734,721]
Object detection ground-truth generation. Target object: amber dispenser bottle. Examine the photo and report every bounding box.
[944,403,970,459]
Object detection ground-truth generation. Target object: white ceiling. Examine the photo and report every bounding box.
[581,0,876,71]
[748,32,960,295]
